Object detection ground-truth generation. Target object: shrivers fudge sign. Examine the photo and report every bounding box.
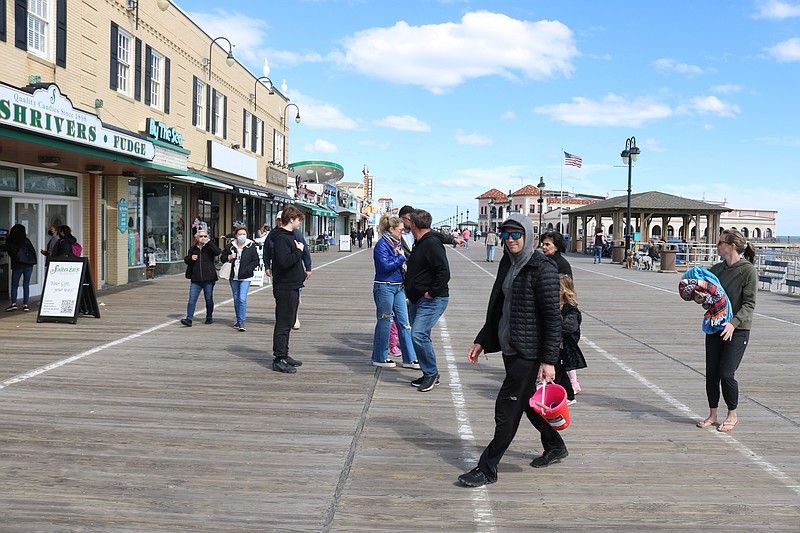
[40,261,84,317]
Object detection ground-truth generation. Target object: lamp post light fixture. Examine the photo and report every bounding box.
[466,209,470,226]
[280,103,301,168]
[251,76,274,109]
[620,136,641,254]
[537,176,546,235]
[206,37,235,80]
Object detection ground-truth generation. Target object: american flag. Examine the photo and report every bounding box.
[564,151,582,168]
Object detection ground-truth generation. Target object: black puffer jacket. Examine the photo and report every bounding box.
[184,241,222,282]
[474,250,561,364]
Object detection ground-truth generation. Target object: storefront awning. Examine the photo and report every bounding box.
[170,174,233,191]
[319,206,338,218]
[188,168,284,199]
[295,200,335,217]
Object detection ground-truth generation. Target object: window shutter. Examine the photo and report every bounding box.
[164,57,171,114]
[251,115,257,152]
[144,45,152,106]
[222,95,227,139]
[134,38,142,101]
[14,0,27,50]
[205,86,211,132]
[109,22,118,90]
[242,110,247,147]
[191,76,198,126]
[2,0,9,42]
[260,122,265,156]
[55,0,66,67]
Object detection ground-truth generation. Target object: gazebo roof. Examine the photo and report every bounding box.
[568,191,731,215]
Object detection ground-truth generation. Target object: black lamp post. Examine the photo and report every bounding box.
[620,137,641,253]
[206,37,235,80]
[537,176,545,235]
[466,209,470,227]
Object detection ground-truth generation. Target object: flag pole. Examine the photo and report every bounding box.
[560,147,564,234]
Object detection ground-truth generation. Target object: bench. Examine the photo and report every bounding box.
[759,260,789,291]
[786,278,800,294]
[309,237,328,253]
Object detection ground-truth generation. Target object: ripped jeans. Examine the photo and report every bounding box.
[371,282,416,364]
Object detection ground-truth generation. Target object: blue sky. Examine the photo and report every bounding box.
[175,0,800,235]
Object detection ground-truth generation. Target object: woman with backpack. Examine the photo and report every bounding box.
[54,225,80,257]
[6,224,38,312]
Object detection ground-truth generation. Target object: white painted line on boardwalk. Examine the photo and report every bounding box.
[438,317,497,532]
[0,251,363,392]
[583,336,800,496]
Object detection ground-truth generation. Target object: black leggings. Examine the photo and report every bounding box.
[704,329,750,411]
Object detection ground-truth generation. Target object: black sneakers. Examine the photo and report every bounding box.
[417,374,440,392]
[284,356,303,367]
[272,358,297,373]
[458,467,496,488]
[410,375,440,388]
[5,304,17,312]
[530,448,568,468]
[180,318,192,327]
[204,318,213,324]
[22,304,30,312]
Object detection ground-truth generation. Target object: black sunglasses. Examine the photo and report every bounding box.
[501,231,523,240]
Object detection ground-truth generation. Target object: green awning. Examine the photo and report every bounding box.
[295,200,336,217]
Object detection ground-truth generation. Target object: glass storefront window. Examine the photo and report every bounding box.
[24,170,78,196]
[0,166,19,191]
[144,182,170,261]
[128,177,142,266]
[170,183,186,260]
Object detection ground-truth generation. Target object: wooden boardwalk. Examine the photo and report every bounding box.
[1,242,799,532]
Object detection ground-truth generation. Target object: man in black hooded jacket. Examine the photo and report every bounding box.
[458,213,566,488]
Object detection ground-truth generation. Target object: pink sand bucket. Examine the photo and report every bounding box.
[530,382,571,431]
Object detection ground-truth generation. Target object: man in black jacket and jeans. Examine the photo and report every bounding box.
[270,206,306,373]
[405,209,450,392]
[458,213,566,488]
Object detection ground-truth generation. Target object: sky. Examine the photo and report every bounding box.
[173,0,800,235]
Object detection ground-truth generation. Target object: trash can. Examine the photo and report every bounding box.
[611,240,626,264]
[659,244,678,272]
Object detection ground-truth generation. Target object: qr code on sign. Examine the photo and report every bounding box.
[60,301,74,314]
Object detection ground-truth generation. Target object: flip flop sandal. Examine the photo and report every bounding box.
[717,419,739,432]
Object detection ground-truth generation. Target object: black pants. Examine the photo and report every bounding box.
[555,363,575,401]
[705,329,750,410]
[477,355,566,481]
[272,288,300,359]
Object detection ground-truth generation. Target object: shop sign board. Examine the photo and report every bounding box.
[117,198,129,234]
[0,83,154,160]
[145,118,183,147]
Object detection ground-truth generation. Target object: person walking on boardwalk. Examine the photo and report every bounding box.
[485,229,499,262]
[458,214,565,488]
[221,225,261,332]
[592,227,606,264]
[404,209,450,392]
[365,226,374,248]
[370,215,418,369]
[264,212,312,330]
[5,224,37,312]
[694,229,757,433]
[270,206,306,373]
[181,229,222,327]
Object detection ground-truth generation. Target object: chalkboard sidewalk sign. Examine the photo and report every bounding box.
[36,257,101,324]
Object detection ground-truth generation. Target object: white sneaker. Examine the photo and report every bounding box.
[402,361,420,369]
[372,360,396,368]
[293,317,301,330]
[567,399,577,406]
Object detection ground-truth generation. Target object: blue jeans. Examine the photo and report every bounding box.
[408,296,449,377]
[371,283,416,364]
[230,279,251,324]
[594,246,602,262]
[10,266,33,305]
[186,280,215,320]
[486,245,496,262]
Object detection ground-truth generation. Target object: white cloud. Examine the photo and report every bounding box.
[374,115,431,132]
[187,10,269,65]
[500,111,516,120]
[534,93,673,127]
[710,84,744,94]
[754,0,800,19]
[455,129,493,146]
[288,90,360,130]
[653,58,706,76]
[335,11,578,94]
[679,96,741,118]
[641,139,667,153]
[303,139,339,153]
[359,140,391,150]
[765,37,800,61]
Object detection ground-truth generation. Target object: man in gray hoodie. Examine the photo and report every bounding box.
[458,213,565,488]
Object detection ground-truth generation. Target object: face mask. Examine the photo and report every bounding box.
[48,230,54,236]
[236,235,247,243]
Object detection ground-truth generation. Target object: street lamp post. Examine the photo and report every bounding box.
[466,209,470,227]
[620,137,641,253]
[281,103,301,168]
[206,37,235,80]
[251,76,274,109]
[537,176,545,235]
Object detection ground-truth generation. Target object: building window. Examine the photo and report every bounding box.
[149,50,163,110]
[128,177,142,266]
[194,78,205,128]
[274,129,285,165]
[243,110,252,150]
[117,29,132,95]
[253,117,263,155]
[212,90,223,136]
[27,0,50,58]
